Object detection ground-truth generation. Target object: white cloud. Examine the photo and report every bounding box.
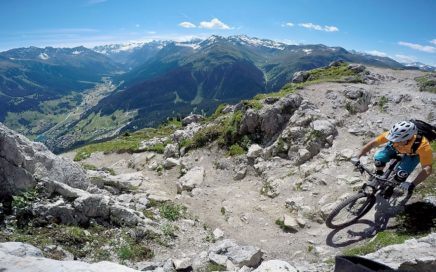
[282,22,294,27]
[398,41,436,53]
[299,23,339,32]
[431,39,436,45]
[366,50,388,57]
[179,21,196,28]
[199,18,231,29]
[394,54,417,63]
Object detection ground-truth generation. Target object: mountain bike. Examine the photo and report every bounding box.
[325,155,411,229]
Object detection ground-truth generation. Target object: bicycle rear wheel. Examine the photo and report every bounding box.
[325,192,376,229]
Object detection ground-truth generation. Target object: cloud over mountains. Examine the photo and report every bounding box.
[179,18,232,29]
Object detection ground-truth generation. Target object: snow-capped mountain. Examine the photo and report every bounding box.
[402,62,436,72]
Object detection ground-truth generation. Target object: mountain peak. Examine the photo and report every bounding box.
[402,61,436,71]
[228,35,287,50]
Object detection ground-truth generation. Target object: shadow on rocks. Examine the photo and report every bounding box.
[326,198,436,248]
[326,219,377,248]
[396,201,436,234]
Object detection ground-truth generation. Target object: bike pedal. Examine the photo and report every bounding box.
[382,187,394,199]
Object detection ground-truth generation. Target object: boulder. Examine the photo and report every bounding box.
[329,60,345,67]
[239,94,302,145]
[292,71,310,83]
[213,228,225,240]
[364,233,436,271]
[0,242,43,257]
[209,252,228,266]
[140,136,169,150]
[182,114,204,125]
[163,158,180,169]
[233,165,247,181]
[247,144,263,159]
[0,244,140,272]
[226,246,263,268]
[73,195,111,218]
[109,204,142,227]
[239,109,260,135]
[0,123,90,195]
[33,199,88,226]
[343,89,372,113]
[348,64,366,73]
[163,144,180,159]
[173,123,202,143]
[253,260,298,272]
[283,215,299,232]
[176,166,205,193]
[173,257,192,270]
[311,120,337,137]
[208,239,263,268]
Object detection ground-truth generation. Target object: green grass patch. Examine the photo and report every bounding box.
[159,202,187,221]
[117,243,153,261]
[12,190,39,209]
[207,263,227,271]
[343,231,413,256]
[184,123,225,150]
[416,73,436,93]
[73,118,181,161]
[242,99,263,110]
[378,96,388,111]
[221,111,244,147]
[0,224,114,260]
[227,143,245,156]
[253,82,298,101]
[161,223,178,238]
[306,63,362,83]
[209,103,228,120]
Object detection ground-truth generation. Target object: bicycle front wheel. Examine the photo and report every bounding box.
[325,192,376,229]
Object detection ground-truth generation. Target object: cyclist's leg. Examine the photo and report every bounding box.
[395,155,420,183]
[373,143,397,175]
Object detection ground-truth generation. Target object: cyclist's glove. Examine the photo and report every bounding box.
[399,182,415,192]
[350,157,360,166]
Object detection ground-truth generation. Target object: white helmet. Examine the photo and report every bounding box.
[386,121,417,142]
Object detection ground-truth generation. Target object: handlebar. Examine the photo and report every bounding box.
[350,160,392,183]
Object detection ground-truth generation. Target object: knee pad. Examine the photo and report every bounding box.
[374,160,386,167]
[394,170,409,182]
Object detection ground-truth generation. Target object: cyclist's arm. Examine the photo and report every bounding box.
[413,145,433,186]
[356,139,380,158]
[412,165,432,186]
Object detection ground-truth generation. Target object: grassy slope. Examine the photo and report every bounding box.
[415,73,436,93]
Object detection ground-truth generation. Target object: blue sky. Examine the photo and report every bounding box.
[1,0,435,65]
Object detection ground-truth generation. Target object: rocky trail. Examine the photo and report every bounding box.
[2,64,436,271]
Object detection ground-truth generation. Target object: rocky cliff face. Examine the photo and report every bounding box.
[0,123,90,194]
[1,64,435,271]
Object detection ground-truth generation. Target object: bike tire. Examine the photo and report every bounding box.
[325,192,376,229]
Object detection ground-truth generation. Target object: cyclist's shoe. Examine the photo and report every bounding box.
[382,187,394,199]
[375,170,384,176]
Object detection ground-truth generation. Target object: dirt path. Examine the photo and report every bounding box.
[61,67,435,266]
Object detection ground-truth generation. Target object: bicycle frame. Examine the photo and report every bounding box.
[355,156,402,196]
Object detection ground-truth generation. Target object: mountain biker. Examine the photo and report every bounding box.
[354,121,433,193]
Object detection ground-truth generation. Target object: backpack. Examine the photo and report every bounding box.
[410,119,436,153]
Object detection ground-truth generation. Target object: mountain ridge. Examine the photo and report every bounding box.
[0,34,421,152]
